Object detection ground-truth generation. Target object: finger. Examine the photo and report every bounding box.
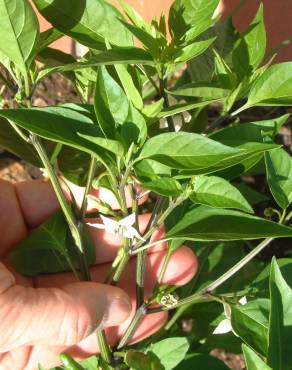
[0,262,131,352]
[35,246,198,294]
[0,180,27,258]
[15,180,148,229]
[14,180,59,229]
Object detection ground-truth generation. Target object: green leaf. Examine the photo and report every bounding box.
[79,356,98,370]
[134,158,171,179]
[60,353,85,370]
[169,83,229,100]
[232,3,266,79]
[231,302,268,356]
[125,350,163,370]
[243,344,272,370]
[10,211,95,276]
[95,66,129,137]
[174,37,216,64]
[158,99,217,119]
[265,147,292,209]
[169,0,220,40]
[119,20,160,57]
[115,64,143,109]
[175,353,230,370]
[38,47,154,80]
[166,205,292,241]
[209,115,290,144]
[268,258,292,370]
[252,259,292,293]
[149,337,190,370]
[235,62,292,113]
[0,105,123,161]
[190,175,253,213]
[138,132,243,170]
[140,177,182,197]
[33,0,132,48]
[121,103,147,147]
[0,117,40,166]
[0,0,39,73]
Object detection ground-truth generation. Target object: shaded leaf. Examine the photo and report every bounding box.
[243,344,272,370]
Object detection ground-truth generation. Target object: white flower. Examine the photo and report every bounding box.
[213,296,247,335]
[87,213,144,241]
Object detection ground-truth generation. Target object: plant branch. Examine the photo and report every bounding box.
[159,78,175,132]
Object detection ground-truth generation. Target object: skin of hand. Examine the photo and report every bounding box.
[0,179,198,370]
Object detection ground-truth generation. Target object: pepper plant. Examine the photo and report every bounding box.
[0,0,292,369]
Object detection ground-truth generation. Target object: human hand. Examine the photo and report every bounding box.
[0,179,198,370]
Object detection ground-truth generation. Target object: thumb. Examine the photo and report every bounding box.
[0,263,131,352]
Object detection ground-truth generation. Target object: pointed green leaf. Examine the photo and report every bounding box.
[33,0,132,48]
[169,83,229,99]
[174,37,216,63]
[10,211,95,276]
[166,205,292,241]
[95,66,129,138]
[139,132,243,170]
[268,258,292,369]
[149,337,189,370]
[231,302,268,356]
[38,47,154,80]
[232,3,266,79]
[169,0,220,40]
[190,175,253,213]
[235,62,292,113]
[243,344,272,370]
[265,147,292,209]
[115,64,143,109]
[140,177,182,197]
[0,105,122,161]
[158,99,217,119]
[0,0,39,72]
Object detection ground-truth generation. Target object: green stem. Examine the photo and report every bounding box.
[159,78,175,132]
[97,331,113,369]
[117,304,147,349]
[80,156,97,219]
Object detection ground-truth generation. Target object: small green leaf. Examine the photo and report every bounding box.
[95,66,129,138]
[10,211,95,276]
[169,83,229,99]
[174,37,216,64]
[265,147,292,209]
[166,205,292,241]
[235,62,292,113]
[232,3,266,79]
[140,177,182,197]
[243,344,272,370]
[125,350,163,370]
[158,99,217,119]
[38,47,154,80]
[0,105,121,162]
[149,337,190,370]
[169,0,220,40]
[231,302,268,356]
[0,0,39,73]
[33,0,132,48]
[268,258,292,369]
[115,64,143,109]
[236,183,269,206]
[37,27,63,52]
[139,132,243,170]
[210,115,290,144]
[190,175,253,213]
